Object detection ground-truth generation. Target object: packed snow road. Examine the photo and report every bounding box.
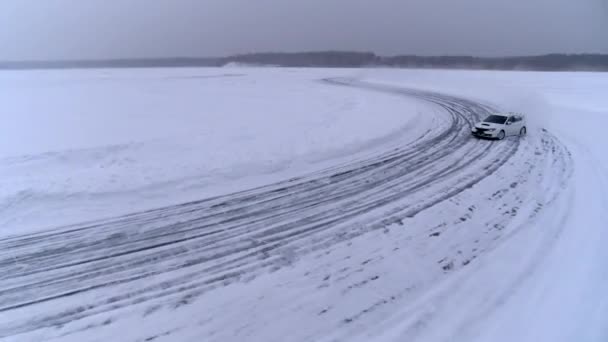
[0,78,572,341]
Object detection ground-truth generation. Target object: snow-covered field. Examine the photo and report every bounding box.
[0,69,436,234]
[0,67,606,342]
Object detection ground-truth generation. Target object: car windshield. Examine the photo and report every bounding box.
[484,115,508,124]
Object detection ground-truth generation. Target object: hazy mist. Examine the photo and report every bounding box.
[1,0,607,60]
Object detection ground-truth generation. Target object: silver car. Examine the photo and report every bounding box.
[472,113,527,140]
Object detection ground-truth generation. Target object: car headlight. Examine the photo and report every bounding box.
[487,128,496,132]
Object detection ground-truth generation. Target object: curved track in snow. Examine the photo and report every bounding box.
[0,79,569,340]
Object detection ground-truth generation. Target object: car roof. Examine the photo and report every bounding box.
[492,112,524,118]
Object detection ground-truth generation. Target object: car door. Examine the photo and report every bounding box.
[505,116,517,135]
[512,115,523,134]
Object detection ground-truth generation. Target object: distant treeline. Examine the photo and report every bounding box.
[2,52,608,71]
[0,58,221,70]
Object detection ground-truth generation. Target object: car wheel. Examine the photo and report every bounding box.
[498,130,505,140]
[520,126,527,136]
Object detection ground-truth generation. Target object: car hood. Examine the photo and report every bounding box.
[474,122,502,129]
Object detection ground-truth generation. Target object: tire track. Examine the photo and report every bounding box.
[0,79,519,338]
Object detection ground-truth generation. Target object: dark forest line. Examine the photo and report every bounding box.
[2,52,607,71]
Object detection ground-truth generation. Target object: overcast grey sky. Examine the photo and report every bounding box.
[1,0,607,60]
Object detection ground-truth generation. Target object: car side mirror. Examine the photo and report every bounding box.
[506,122,512,125]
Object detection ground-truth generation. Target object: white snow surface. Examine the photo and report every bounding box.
[1,68,607,342]
[0,68,434,234]
[358,69,608,342]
